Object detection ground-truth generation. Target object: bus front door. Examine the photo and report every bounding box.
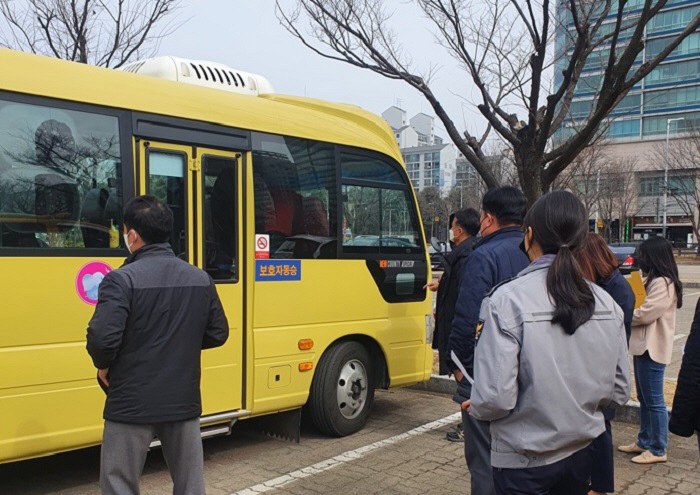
[138,140,244,413]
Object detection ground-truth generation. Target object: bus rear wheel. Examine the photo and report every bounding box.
[308,341,375,437]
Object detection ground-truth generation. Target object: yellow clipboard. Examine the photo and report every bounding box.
[624,270,646,309]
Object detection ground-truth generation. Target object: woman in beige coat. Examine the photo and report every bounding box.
[619,237,683,464]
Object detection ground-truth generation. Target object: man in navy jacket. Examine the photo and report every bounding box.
[447,186,529,495]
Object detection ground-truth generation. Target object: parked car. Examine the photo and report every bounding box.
[345,235,416,248]
[272,235,336,259]
[428,239,451,271]
[608,242,639,275]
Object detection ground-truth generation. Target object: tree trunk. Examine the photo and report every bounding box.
[517,150,544,208]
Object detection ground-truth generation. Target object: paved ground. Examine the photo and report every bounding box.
[678,263,700,284]
[2,388,698,495]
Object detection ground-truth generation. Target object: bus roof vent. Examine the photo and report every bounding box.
[118,56,274,96]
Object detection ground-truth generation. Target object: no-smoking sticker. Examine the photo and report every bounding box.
[255,234,270,259]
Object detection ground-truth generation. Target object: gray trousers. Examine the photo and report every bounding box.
[462,410,495,495]
[100,418,205,495]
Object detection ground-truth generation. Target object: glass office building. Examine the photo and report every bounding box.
[557,0,700,139]
[555,0,700,245]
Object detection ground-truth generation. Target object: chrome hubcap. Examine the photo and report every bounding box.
[336,359,368,419]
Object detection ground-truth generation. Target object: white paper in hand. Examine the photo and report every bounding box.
[451,350,474,385]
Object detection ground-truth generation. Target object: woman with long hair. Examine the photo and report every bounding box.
[619,236,682,464]
[467,191,630,495]
[578,233,636,495]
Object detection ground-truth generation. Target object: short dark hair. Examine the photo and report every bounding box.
[482,186,526,226]
[123,195,173,244]
[453,208,480,237]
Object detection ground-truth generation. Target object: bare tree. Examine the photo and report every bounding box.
[555,144,605,219]
[277,0,700,205]
[657,130,700,250]
[555,146,641,241]
[416,186,450,240]
[613,157,643,242]
[0,0,183,68]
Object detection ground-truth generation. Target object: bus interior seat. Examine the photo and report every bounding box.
[0,226,43,247]
[103,185,120,225]
[265,186,303,252]
[207,168,236,277]
[80,187,109,247]
[301,196,329,236]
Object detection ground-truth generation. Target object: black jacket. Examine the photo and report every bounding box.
[669,298,700,437]
[433,236,477,375]
[600,269,636,343]
[86,243,229,424]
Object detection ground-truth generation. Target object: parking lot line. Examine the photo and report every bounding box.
[230,412,462,495]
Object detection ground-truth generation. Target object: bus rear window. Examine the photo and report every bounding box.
[0,99,123,250]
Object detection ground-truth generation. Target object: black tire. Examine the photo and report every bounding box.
[308,341,375,437]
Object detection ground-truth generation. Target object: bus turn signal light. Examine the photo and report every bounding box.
[299,362,314,372]
[298,339,314,350]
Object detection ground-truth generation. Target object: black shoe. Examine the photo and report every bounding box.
[446,423,464,442]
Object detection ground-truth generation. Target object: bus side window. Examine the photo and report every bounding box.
[147,151,187,258]
[340,153,422,255]
[251,133,337,259]
[203,156,237,280]
[0,98,124,250]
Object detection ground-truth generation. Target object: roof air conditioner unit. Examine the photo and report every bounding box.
[119,56,274,96]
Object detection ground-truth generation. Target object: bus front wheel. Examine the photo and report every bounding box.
[308,341,375,437]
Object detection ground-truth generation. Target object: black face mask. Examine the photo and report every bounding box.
[519,239,529,258]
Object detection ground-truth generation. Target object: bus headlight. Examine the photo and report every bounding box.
[425,314,434,344]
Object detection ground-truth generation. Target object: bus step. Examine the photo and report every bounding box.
[148,423,234,449]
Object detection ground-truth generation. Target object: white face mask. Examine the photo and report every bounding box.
[123,230,134,254]
[449,229,455,242]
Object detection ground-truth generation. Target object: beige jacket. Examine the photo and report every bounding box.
[630,277,678,365]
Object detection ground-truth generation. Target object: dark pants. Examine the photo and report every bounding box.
[493,446,592,495]
[462,410,496,495]
[100,418,205,495]
[589,415,614,493]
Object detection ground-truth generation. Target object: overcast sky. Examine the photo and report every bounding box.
[156,1,486,142]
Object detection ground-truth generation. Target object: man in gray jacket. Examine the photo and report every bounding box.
[87,195,229,495]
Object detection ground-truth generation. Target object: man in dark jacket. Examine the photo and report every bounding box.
[429,208,480,375]
[427,208,479,443]
[86,195,229,495]
[447,186,529,495]
[669,298,700,454]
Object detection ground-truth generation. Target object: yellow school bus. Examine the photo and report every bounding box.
[0,49,433,463]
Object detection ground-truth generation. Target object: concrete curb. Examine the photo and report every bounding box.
[410,374,667,425]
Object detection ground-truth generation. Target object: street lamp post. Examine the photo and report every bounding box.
[663,117,685,238]
[594,169,600,234]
